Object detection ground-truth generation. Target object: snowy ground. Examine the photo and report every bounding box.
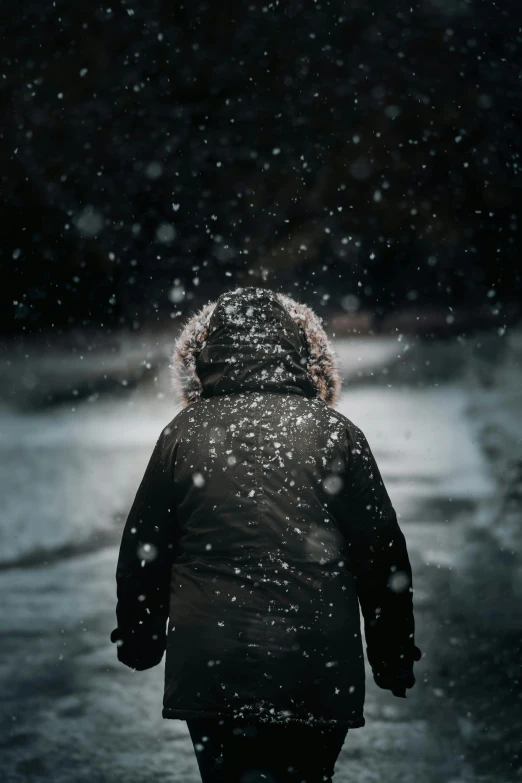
[1,331,521,782]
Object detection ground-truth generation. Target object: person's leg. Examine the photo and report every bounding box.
[251,721,348,783]
[187,717,272,783]
[188,717,348,783]
[297,723,349,783]
[186,718,227,783]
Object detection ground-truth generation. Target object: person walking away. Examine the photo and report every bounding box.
[111,286,422,782]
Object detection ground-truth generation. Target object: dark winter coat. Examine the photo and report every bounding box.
[111,287,421,728]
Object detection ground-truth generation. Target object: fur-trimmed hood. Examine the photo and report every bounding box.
[171,287,341,408]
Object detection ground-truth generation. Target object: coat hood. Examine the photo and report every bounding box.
[170,287,341,408]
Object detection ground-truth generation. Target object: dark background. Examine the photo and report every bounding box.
[2,0,522,337]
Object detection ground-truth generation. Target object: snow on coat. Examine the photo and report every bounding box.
[111,287,420,727]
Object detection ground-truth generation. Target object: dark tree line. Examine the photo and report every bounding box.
[2,0,522,335]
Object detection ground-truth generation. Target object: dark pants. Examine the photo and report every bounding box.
[186,717,349,783]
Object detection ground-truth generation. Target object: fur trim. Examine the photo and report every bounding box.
[170,289,341,408]
[170,300,217,406]
[275,293,341,408]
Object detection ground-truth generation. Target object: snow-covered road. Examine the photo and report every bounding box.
[1,335,520,782]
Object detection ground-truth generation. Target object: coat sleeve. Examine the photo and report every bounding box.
[339,423,421,695]
[110,428,178,671]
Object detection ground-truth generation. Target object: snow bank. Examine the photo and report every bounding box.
[0,388,178,567]
[451,329,522,632]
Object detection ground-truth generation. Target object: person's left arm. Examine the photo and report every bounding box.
[110,427,178,671]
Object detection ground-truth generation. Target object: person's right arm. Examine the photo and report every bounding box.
[338,421,421,696]
[110,427,179,671]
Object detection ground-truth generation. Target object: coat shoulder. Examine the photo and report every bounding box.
[158,404,199,445]
[324,407,365,441]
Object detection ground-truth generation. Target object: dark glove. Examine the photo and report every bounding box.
[110,617,167,671]
[368,644,421,698]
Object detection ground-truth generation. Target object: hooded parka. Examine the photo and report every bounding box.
[111,287,421,728]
